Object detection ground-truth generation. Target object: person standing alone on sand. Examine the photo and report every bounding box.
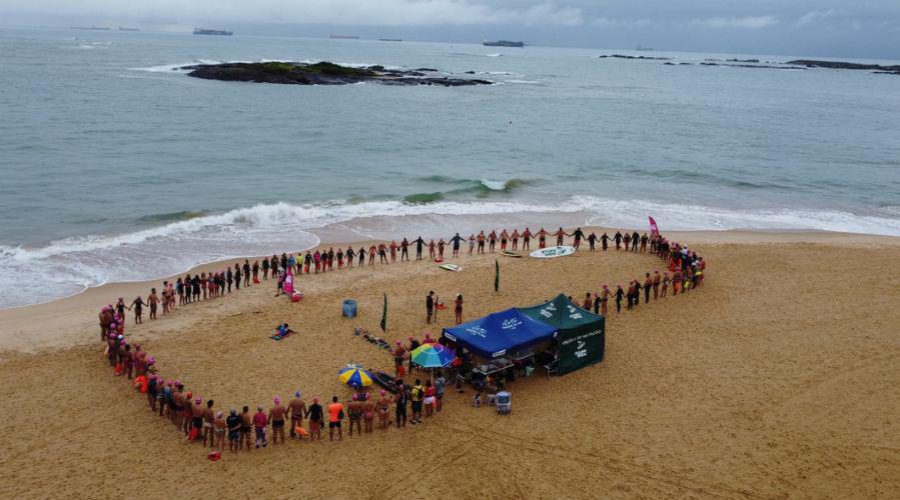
[395,382,408,428]
[426,291,435,324]
[455,294,464,324]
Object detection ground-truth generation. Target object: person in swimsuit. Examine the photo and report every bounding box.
[587,232,597,251]
[476,231,485,254]
[454,294,463,325]
[377,390,392,430]
[511,229,520,250]
[601,232,609,251]
[129,296,145,324]
[437,238,445,260]
[653,270,661,300]
[568,228,585,250]
[306,397,324,441]
[582,292,592,311]
[400,238,410,261]
[202,400,215,448]
[288,391,306,440]
[213,411,226,451]
[468,234,475,255]
[328,396,343,441]
[368,245,377,266]
[423,380,436,418]
[661,272,670,297]
[269,397,288,445]
[226,409,241,453]
[600,285,610,316]
[488,230,497,252]
[363,393,376,434]
[147,374,158,412]
[500,229,508,251]
[631,231,640,252]
[262,257,270,280]
[347,394,364,437]
[522,227,532,250]
[615,285,624,313]
[240,406,253,451]
[537,228,548,249]
[389,240,398,263]
[191,396,205,439]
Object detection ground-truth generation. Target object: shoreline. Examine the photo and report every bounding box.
[1,226,897,354]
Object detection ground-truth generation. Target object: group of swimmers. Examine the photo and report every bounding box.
[572,235,707,315]
[99,304,449,451]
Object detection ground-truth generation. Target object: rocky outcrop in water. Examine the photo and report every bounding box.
[786,60,900,73]
[181,61,492,86]
[598,54,671,61]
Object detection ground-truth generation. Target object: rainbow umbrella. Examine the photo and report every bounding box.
[337,365,374,388]
[410,343,455,368]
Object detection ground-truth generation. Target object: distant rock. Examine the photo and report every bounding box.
[181,61,492,86]
[786,59,900,73]
[598,54,671,61]
[699,62,804,70]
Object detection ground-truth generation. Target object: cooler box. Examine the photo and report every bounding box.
[496,391,511,414]
[342,299,357,318]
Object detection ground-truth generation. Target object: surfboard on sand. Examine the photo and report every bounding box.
[501,250,522,258]
[439,263,462,272]
[529,246,576,259]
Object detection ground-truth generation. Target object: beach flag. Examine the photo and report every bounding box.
[283,268,294,295]
[379,293,387,332]
[494,259,500,292]
[649,216,660,237]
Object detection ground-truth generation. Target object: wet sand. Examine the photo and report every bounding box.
[0,228,898,498]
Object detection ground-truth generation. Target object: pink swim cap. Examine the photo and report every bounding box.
[395,340,401,345]
[312,397,319,403]
[274,396,281,404]
[195,397,202,404]
[352,394,358,401]
[215,411,223,418]
[380,390,386,396]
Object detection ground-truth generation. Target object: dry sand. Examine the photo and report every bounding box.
[0,228,898,499]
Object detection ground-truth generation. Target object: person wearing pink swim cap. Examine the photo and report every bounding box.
[268,396,288,445]
[348,393,364,437]
[392,340,407,377]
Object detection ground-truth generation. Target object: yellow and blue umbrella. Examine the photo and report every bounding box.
[410,343,455,368]
[338,365,374,387]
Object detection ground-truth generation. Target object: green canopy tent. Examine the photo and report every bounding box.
[518,293,605,375]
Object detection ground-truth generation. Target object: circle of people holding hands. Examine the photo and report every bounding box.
[97,225,706,453]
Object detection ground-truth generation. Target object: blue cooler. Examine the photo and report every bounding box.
[342,299,357,318]
[496,391,511,414]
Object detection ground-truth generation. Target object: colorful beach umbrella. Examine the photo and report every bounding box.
[337,365,374,387]
[410,343,455,368]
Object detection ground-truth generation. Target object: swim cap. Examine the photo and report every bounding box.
[230,408,237,415]
[147,356,155,365]
[294,390,301,398]
[395,340,401,345]
[195,397,201,404]
[380,390,386,396]
[352,394,358,401]
[117,335,123,340]
[185,391,192,398]
[150,374,157,380]
[274,396,281,404]
[215,411,223,418]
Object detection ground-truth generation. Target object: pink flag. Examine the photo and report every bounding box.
[648,216,660,237]
[283,268,294,295]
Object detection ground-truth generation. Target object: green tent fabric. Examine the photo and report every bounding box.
[518,293,605,375]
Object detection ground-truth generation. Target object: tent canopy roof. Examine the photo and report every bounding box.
[518,293,604,328]
[442,307,557,359]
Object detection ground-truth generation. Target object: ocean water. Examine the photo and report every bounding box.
[1,28,899,309]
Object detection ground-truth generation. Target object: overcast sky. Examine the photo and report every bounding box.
[2,0,899,58]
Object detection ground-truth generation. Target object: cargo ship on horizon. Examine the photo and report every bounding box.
[193,28,233,36]
[483,40,525,48]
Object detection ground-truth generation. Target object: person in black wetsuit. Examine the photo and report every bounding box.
[243,260,251,287]
[600,232,609,251]
[413,236,425,260]
[345,247,354,268]
[401,238,410,261]
[233,264,241,290]
[449,233,464,257]
[358,246,366,267]
[613,231,623,250]
[631,231,639,252]
[262,257,270,279]
[615,284,624,312]
[568,227,585,250]
[587,232,597,251]
[280,253,288,272]
[226,268,233,293]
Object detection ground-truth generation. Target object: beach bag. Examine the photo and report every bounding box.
[189,427,200,441]
[253,277,260,284]
[397,366,406,377]
[207,451,221,461]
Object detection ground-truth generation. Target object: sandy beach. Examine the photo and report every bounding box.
[0,228,898,499]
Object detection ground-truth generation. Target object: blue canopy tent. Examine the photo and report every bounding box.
[442,308,558,359]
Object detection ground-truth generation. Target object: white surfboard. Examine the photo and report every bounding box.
[439,263,462,272]
[529,246,576,259]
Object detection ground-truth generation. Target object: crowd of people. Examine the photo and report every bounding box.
[99,306,450,451]
[96,225,707,454]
